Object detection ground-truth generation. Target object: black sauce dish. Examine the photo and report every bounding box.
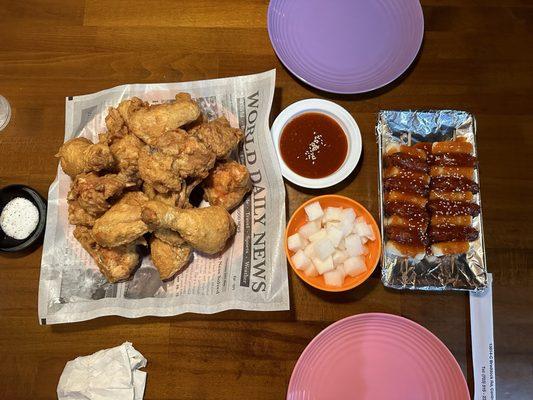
[0,185,47,252]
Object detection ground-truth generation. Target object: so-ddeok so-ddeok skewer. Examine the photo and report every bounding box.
[383,136,480,260]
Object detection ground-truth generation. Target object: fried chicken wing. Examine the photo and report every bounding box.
[68,199,97,227]
[138,145,183,194]
[92,192,149,247]
[109,133,144,183]
[189,117,244,159]
[203,160,251,210]
[141,201,236,254]
[154,129,216,179]
[150,236,192,280]
[126,94,201,145]
[68,172,129,217]
[56,137,115,178]
[73,226,142,283]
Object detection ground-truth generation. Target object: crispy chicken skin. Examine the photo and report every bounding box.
[155,129,216,179]
[189,117,244,159]
[141,201,236,254]
[143,183,179,206]
[68,199,97,227]
[92,192,149,248]
[126,93,201,145]
[56,137,115,178]
[109,133,144,183]
[153,228,184,246]
[73,226,142,283]
[150,236,192,280]
[138,145,183,194]
[68,172,128,217]
[203,161,251,210]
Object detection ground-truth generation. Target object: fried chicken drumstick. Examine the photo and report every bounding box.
[141,200,236,254]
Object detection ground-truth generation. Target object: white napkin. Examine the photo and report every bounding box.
[57,342,147,400]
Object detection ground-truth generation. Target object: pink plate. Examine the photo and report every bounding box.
[288,313,469,400]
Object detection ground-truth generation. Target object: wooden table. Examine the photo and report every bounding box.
[0,1,531,398]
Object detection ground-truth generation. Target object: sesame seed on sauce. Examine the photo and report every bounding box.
[279,112,348,179]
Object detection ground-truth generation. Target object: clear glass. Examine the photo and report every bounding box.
[0,95,11,131]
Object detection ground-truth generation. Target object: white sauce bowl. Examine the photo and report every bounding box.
[271,99,362,189]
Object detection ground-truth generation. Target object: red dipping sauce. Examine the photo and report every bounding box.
[279,112,348,179]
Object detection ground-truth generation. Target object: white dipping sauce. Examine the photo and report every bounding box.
[0,197,39,240]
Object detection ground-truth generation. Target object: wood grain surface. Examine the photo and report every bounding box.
[0,1,531,399]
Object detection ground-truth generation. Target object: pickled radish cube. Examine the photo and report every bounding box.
[288,233,305,252]
[298,221,320,239]
[343,256,366,277]
[312,256,335,275]
[304,202,324,221]
[314,237,335,260]
[325,221,341,232]
[345,234,364,257]
[342,208,356,223]
[339,218,354,236]
[324,207,343,222]
[355,221,374,241]
[354,222,367,236]
[309,229,327,242]
[332,249,348,266]
[338,238,346,250]
[323,269,344,287]
[304,263,319,277]
[365,223,376,241]
[362,245,369,255]
[304,243,315,258]
[336,264,347,279]
[355,216,366,225]
[291,250,310,270]
[326,226,343,247]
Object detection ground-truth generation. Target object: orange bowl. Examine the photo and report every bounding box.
[285,195,381,292]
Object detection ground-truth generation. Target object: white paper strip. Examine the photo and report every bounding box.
[470,273,496,400]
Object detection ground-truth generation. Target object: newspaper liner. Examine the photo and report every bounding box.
[38,70,289,324]
[377,110,488,291]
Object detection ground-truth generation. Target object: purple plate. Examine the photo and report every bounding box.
[268,0,424,94]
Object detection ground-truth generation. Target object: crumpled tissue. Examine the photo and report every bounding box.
[57,342,147,400]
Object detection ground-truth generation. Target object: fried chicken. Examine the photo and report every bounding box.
[176,178,202,209]
[104,108,128,141]
[150,236,192,280]
[143,182,179,206]
[68,199,97,227]
[138,145,183,194]
[92,192,149,248]
[203,160,251,210]
[189,117,244,159]
[126,93,201,145]
[154,129,216,179]
[68,172,129,217]
[73,226,142,283]
[62,93,253,284]
[56,137,115,178]
[141,201,236,254]
[109,133,144,182]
